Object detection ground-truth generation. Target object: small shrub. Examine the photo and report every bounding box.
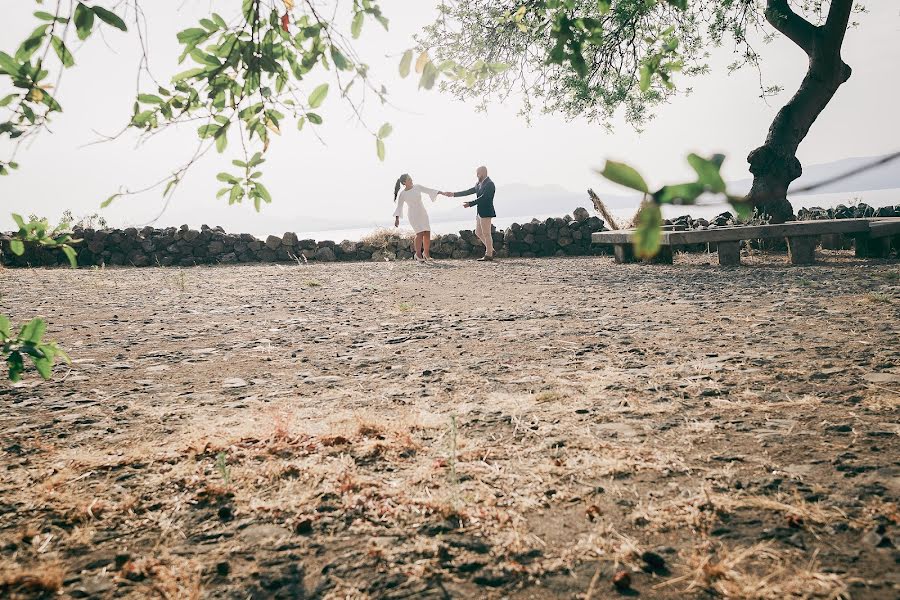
[866,292,892,304]
[0,316,69,382]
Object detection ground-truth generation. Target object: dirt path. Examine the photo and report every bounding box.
[1,253,898,599]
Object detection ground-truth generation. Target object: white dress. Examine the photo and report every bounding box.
[394,184,440,233]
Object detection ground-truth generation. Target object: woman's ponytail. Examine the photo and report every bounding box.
[393,173,410,202]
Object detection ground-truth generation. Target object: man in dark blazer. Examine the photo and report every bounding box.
[444,166,496,261]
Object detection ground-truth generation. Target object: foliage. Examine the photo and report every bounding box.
[0,1,128,176]
[60,208,108,230]
[0,315,69,382]
[597,154,749,258]
[422,1,858,126]
[7,212,80,267]
[2,212,76,381]
[216,451,232,485]
[3,1,498,211]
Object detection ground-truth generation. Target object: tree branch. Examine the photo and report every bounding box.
[764,0,818,56]
[822,0,854,52]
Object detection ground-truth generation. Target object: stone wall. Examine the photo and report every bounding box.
[666,203,900,231]
[0,208,608,268]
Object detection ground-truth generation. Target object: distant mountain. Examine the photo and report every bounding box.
[428,182,636,222]
[435,154,900,222]
[728,153,900,196]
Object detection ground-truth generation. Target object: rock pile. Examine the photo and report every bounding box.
[666,202,900,231]
[797,203,900,220]
[0,209,608,268]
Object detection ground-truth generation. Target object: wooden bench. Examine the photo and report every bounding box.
[856,220,900,258]
[592,218,900,266]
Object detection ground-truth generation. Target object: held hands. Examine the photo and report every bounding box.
[440,191,454,197]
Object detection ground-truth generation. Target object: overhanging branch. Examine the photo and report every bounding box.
[764,0,818,56]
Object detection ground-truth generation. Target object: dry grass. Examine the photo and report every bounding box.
[864,291,893,304]
[3,259,897,598]
[119,556,203,600]
[360,227,413,247]
[0,561,65,598]
[660,542,850,600]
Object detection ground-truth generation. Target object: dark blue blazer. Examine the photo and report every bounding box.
[455,177,496,218]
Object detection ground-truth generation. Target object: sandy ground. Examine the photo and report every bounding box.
[1,251,899,600]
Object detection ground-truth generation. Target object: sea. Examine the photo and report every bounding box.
[257,188,899,242]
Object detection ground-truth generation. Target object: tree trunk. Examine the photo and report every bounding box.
[747,0,854,223]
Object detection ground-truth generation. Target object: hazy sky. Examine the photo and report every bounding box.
[1,1,898,233]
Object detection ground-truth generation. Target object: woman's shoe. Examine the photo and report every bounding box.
[414,255,424,262]
[476,255,494,262]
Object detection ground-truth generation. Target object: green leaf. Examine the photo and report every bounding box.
[217,172,240,184]
[633,203,663,259]
[229,184,244,205]
[0,52,19,76]
[377,123,393,139]
[639,64,651,92]
[172,67,205,82]
[664,0,688,10]
[9,239,25,255]
[351,12,364,39]
[732,199,753,221]
[254,182,272,203]
[16,25,49,62]
[90,6,127,31]
[19,318,46,344]
[330,48,351,71]
[7,351,24,383]
[163,177,179,197]
[376,138,385,161]
[31,355,53,380]
[687,153,726,193]
[654,182,704,205]
[51,36,75,68]
[40,90,62,112]
[0,315,10,339]
[62,245,78,268]
[34,11,56,21]
[306,112,323,125]
[177,27,208,45]
[597,160,649,193]
[138,93,163,104]
[399,49,413,78]
[419,61,438,90]
[12,214,26,230]
[308,83,329,109]
[0,94,17,107]
[214,124,229,153]
[74,2,95,41]
[100,193,121,208]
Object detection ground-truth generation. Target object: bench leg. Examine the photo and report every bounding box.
[856,236,891,258]
[787,235,817,265]
[717,240,741,266]
[648,245,674,264]
[614,244,637,264]
[821,233,849,250]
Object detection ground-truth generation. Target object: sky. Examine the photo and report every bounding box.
[1,1,899,235]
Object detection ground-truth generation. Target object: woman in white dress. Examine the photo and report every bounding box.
[393,173,445,261]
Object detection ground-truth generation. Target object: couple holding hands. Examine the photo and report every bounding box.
[392,166,496,262]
